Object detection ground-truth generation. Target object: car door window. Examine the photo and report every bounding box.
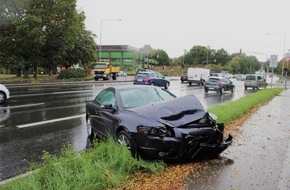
[95,90,116,106]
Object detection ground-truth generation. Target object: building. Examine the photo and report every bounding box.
[98,45,157,71]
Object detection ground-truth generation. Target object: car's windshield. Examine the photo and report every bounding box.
[120,88,175,109]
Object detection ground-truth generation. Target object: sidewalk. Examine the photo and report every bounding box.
[188,89,290,190]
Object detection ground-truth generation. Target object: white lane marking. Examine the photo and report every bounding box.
[0,103,45,110]
[17,114,85,128]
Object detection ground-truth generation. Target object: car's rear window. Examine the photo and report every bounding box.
[136,73,149,79]
[208,78,220,82]
[246,75,256,80]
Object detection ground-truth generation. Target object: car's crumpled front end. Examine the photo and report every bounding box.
[179,112,232,159]
[131,95,233,160]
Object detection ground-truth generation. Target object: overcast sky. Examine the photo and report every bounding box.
[76,0,290,61]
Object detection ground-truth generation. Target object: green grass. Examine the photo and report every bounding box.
[0,87,283,190]
[207,87,283,125]
[0,137,165,190]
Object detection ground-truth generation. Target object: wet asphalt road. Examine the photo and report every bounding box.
[0,76,284,185]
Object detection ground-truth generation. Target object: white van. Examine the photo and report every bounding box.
[187,68,210,86]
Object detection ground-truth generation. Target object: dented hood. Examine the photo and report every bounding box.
[129,95,206,127]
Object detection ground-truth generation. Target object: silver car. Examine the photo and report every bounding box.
[244,74,267,90]
[0,84,10,104]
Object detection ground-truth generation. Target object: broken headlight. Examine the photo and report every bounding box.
[137,126,174,137]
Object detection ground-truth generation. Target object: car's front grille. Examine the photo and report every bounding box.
[181,132,223,159]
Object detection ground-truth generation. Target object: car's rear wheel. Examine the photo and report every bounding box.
[117,131,138,157]
[220,87,224,94]
[231,87,235,93]
[244,86,247,90]
[165,82,169,89]
[204,87,208,93]
[0,92,6,104]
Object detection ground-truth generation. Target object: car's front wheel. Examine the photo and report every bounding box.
[0,92,6,104]
[117,131,138,157]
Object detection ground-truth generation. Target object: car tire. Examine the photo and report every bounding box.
[231,87,235,93]
[204,87,208,93]
[244,86,247,90]
[257,85,260,90]
[165,82,169,89]
[150,82,155,86]
[0,92,6,104]
[86,114,94,143]
[117,131,138,157]
[220,87,224,94]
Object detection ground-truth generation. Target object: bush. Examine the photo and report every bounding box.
[58,68,87,79]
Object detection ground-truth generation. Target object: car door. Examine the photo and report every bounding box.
[155,72,165,86]
[92,89,117,138]
[222,78,232,91]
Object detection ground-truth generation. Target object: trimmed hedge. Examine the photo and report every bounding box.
[58,68,88,79]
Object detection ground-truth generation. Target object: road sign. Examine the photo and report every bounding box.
[269,54,278,68]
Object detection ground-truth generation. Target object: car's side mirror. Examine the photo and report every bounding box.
[101,103,116,112]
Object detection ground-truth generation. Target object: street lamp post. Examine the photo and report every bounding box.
[99,19,122,62]
[206,46,210,68]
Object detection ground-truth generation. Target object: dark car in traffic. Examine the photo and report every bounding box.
[86,85,232,160]
[204,77,235,94]
[133,70,170,89]
[180,73,188,83]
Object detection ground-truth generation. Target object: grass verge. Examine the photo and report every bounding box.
[0,137,165,190]
[207,88,283,125]
[0,87,283,190]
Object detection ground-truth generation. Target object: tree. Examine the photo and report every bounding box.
[154,49,169,66]
[27,0,84,76]
[0,0,28,76]
[215,48,230,66]
[0,0,87,78]
[66,30,97,69]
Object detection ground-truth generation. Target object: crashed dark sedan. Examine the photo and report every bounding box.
[86,85,232,160]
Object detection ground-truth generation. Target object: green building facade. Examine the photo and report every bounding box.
[98,45,157,71]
